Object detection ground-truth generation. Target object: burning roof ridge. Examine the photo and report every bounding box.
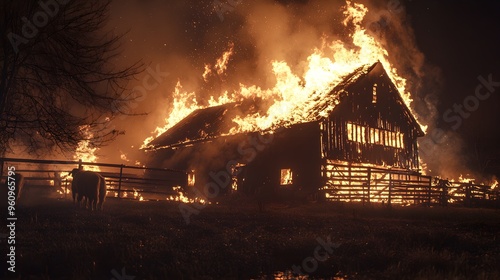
[147,61,382,150]
[303,61,379,121]
[183,62,380,116]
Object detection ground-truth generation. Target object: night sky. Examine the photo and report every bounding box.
[104,0,500,179]
[404,0,500,177]
[406,0,500,136]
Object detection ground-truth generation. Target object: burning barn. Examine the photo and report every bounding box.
[145,62,427,202]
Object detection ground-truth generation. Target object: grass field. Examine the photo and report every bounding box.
[2,192,500,280]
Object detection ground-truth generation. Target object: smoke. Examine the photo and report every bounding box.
[52,0,473,181]
[360,3,486,180]
[365,2,489,180]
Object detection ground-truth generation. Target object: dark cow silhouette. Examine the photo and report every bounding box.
[71,168,106,210]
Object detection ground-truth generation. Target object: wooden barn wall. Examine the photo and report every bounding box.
[149,122,323,197]
[147,134,247,190]
[321,73,421,170]
[237,122,322,196]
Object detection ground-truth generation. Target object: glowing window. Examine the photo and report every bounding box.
[346,122,404,149]
[280,169,293,185]
[187,171,195,187]
[372,84,377,103]
[347,122,353,141]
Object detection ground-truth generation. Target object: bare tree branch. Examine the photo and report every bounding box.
[0,0,144,157]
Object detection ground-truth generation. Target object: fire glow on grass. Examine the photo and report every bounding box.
[142,1,427,151]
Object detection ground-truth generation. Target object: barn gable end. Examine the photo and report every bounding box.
[320,62,423,169]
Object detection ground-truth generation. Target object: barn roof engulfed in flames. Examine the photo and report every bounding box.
[147,62,422,151]
[144,61,430,204]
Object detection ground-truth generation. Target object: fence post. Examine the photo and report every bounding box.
[428,178,432,207]
[78,159,83,170]
[413,174,417,205]
[367,168,371,205]
[362,182,365,206]
[465,183,471,207]
[348,163,352,202]
[118,165,124,198]
[441,181,449,207]
[388,173,392,207]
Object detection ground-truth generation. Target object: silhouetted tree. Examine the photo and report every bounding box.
[0,0,142,156]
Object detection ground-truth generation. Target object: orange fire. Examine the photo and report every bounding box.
[215,42,234,76]
[74,125,100,172]
[133,188,145,201]
[143,1,426,152]
[167,186,207,204]
[202,42,234,82]
[55,125,102,197]
[458,174,475,184]
[54,172,81,198]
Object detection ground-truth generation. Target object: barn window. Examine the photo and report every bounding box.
[280,169,293,185]
[347,122,353,141]
[374,128,381,145]
[346,122,404,149]
[398,132,405,149]
[372,84,377,103]
[187,171,195,187]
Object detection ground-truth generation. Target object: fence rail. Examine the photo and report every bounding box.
[0,157,187,200]
[2,157,499,207]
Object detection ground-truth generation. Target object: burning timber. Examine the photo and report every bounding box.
[145,62,429,203]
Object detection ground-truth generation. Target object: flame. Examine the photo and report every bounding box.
[215,42,234,76]
[167,186,207,204]
[141,80,233,149]
[280,169,293,185]
[419,155,428,176]
[133,188,145,201]
[120,151,130,162]
[74,125,100,172]
[201,42,234,82]
[202,64,211,82]
[458,174,475,184]
[141,81,202,148]
[143,1,427,156]
[54,171,72,195]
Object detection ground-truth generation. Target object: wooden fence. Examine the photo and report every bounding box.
[0,157,186,200]
[322,161,499,207]
[2,157,498,207]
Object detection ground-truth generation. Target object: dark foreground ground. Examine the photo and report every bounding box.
[2,193,500,280]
